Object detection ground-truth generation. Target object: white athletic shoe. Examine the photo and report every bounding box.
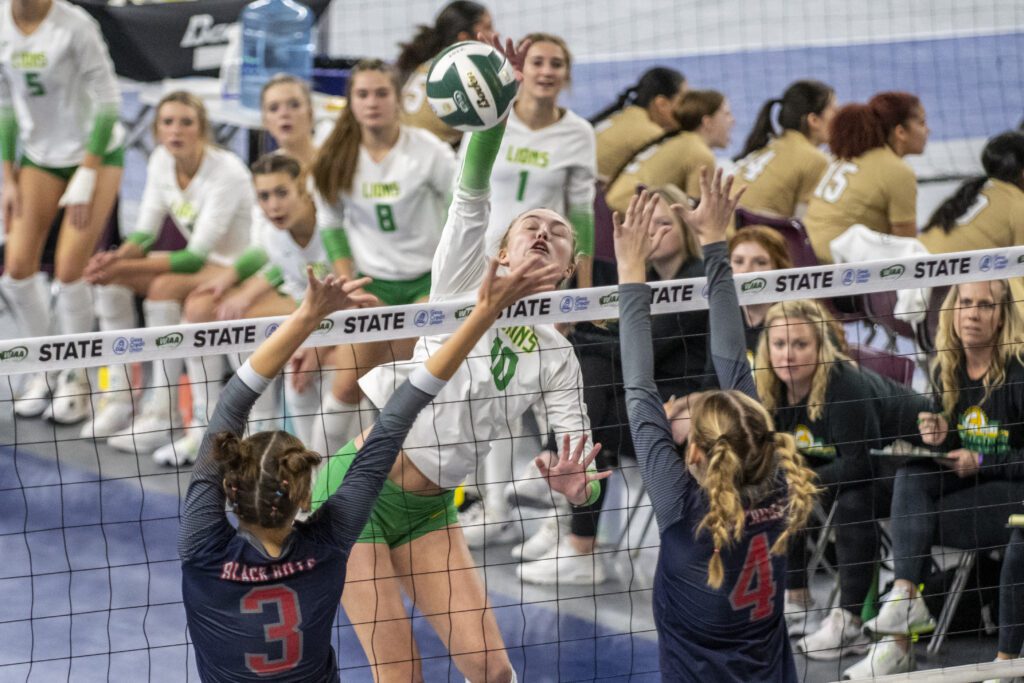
[460,498,523,549]
[106,392,182,454]
[784,596,821,638]
[42,369,92,424]
[795,608,870,660]
[842,638,912,679]
[505,457,557,509]
[14,373,52,417]
[153,430,201,467]
[516,537,607,586]
[863,586,936,636]
[512,515,561,561]
[80,394,133,439]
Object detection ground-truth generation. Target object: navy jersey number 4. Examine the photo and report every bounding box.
[728,532,776,621]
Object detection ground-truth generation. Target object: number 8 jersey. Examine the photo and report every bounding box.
[314,126,456,281]
[0,0,123,167]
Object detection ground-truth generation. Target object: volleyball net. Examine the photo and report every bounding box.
[2,247,1024,682]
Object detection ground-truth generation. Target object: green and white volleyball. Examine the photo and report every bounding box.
[426,41,518,131]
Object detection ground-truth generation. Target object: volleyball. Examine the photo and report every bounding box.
[426,40,518,131]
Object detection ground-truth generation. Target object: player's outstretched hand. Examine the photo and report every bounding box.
[536,433,611,506]
[613,189,670,284]
[476,254,561,315]
[671,166,745,246]
[477,32,532,83]
[298,267,376,321]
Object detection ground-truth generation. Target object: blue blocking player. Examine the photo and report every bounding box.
[178,257,560,682]
[613,170,818,682]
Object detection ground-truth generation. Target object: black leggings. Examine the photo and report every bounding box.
[570,331,631,537]
[786,460,893,615]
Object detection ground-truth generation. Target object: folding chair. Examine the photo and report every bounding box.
[927,549,978,655]
[849,343,916,386]
[735,207,819,268]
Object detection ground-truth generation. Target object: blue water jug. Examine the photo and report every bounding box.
[240,0,313,109]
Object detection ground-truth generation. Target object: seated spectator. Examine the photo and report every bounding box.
[803,92,928,263]
[846,280,1024,678]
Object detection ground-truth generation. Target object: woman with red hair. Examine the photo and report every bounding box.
[803,92,929,263]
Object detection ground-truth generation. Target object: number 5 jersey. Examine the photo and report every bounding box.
[0,0,123,167]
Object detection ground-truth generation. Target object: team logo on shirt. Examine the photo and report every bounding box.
[171,200,198,226]
[11,52,46,69]
[958,405,1010,456]
[0,345,27,363]
[506,146,549,168]
[792,424,836,458]
[362,182,400,199]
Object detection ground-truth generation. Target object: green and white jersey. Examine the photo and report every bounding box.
[252,209,329,301]
[359,188,591,490]
[135,145,254,266]
[0,0,123,166]
[315,125,456,280]
[474,106,596,251]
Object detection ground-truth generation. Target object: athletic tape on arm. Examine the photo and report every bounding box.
[0,246,1019,375]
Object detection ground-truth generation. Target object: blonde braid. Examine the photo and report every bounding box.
[696,439,745,589]
[769,432,819,556]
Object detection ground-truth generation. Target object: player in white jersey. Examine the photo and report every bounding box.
[146,75,329,467]
[309,34,606,683]
[457,32,596,554]
[154,154,332,466]
[82,91,254,455]
[1,0,124,421]
[475,33,596,286]
[311,59,457,456]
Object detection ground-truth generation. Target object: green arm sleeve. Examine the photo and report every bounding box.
[168,249,207,273]
[262,264,285,289]
[321,228,352,261]
[459,122,506,192]
[583,478,602,506]
[0,107,17,163]
[126,231,156,253]
[233,246,268,281]
[86,105,119,157]
[569,206,595,257]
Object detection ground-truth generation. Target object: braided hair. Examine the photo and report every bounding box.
[214,430,321,529]
[690,390,818,588]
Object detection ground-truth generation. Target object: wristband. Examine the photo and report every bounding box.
[58,167,97,206]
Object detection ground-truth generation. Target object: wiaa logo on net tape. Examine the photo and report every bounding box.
[156,332,184,349]
[880,265,905,280]
[599,292,618,305]
[0,346,27,363]
[741,277,767,293]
